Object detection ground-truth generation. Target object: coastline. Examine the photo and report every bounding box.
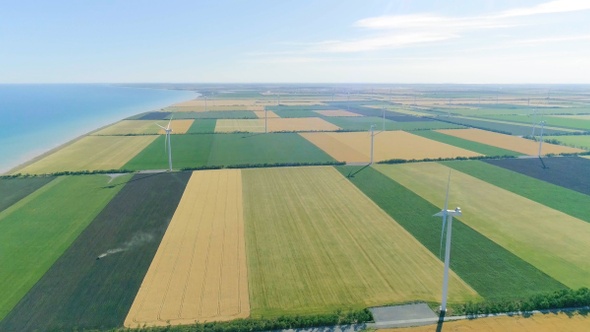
[1,85,199,175]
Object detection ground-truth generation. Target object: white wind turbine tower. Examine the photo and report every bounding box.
[434,171,462,313]
[369,124,376,165]
[156,117,173,171]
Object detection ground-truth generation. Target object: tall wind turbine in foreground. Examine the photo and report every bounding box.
[156,117,173,171]
[434,171,462,313]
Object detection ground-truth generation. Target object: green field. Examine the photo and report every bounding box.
[0,174,130,320]
[186,119,217,133]
[172,110,257,119]
[444,160,590,223]
[124,133,336,170]
[242,166,478,317]
[337,166,566,300]
[0,172,190,331]
[374,163,590,289]
[478,114,590,131]
[0,176,55,212]
[412,130,522,156]
[545,135,590,150]
[322,116,464,131]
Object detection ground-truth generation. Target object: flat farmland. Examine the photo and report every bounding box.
[125,170,249,327]
[171,111,258,119]
[300,131,481,163]
[187,119,216,133]
[124,134,213,170]
[0,174,130,321]
[433,117,568,136]
[338,166,566,300]
[389,311,590,332]
[485,156,590,196]
[315,110,362,117]
[172,98,266,111]
[215,119,264,133]
[0,176,54,212]
[242,167,478,317]
[156,119,195,134]
[437,128,583,155]
[267,117,341,132]
[412,130,522,157]
[16,135,157,174]
[93,120,160,135]
[375,162,590,289]
[253,110,279,118]
[0,172,190,331]
[545,134,590,150]
[480,114,590,131]
[323,116,464,131]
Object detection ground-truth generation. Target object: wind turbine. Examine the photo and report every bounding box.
[156,117,173,171]
[434,171,462,313]
[369,124,376,165]
[538,121,546,157]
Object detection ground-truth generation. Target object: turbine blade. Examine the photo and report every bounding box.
[167,115,173,130]
[156,123,166,130]
[164,134,168,153]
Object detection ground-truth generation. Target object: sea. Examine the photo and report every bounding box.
[0,84,197,173]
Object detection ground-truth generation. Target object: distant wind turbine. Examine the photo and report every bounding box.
[369,124,376,165]
[538,121,546,157]
[156,117,173,171]
[434,171,462,313]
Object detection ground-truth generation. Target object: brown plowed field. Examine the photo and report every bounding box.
[437,128,583,155]
[300,131,481,163]
[315,110,362,117]
[124,169,249,327]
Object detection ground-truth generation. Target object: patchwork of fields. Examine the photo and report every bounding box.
[3,90,590,331]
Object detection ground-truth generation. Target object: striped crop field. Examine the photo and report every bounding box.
[300,131,481,163]
[242,166,478,317]
[92,120,160,135]
[437,128,583,155]
[253,110,280,118]
[16,135,157,174]
[215,119,265,133]
[391,311,590,332]
[156,119,195,134]
[412,130,522,157]
[374,162,590,289]
[125,170,249,327]
[314,110,362,117]
[0,174,130,321]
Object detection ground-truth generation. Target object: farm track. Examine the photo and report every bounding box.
[125,169,249,327]
[375,162,590,289]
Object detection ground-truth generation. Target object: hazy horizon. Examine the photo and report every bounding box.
[2,0,590,84]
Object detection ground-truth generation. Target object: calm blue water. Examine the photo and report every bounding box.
[0,84,196,173]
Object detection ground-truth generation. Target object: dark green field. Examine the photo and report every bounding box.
[444,160,590,223]
[434,117,567,136]
[479,114,590,131]
[0,176,55,212]
[322,117,464,131]
[336,166,567,301]
[412,131,522,156]
[0,175,130,321]
[125,133,336,170]
[0,172,191,331]
[186,119,217,133]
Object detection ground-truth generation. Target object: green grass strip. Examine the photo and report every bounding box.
[0,174,131,320]
[0,177,55,212]
[443,160,590,223]
[412,130,523,157]
[336,166,567,301]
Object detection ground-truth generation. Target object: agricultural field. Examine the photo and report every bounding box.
[186,119,217,133]
[171,111,258,119]
[0,172,190,331]
[156,119,194,134]
[545,134,590,150]
[314,110,361,117]
[215,119,265,133]
[0,176,54,212]
[301,131,481,163]
[388,310,590,332]
[338,166,566,300]
[375,162,590,289]
[437,128,583,155]
[412,130,522,157]
[431,116,568,136]
[16,135,157,174]
[444,160,590,223]
[170,99,268,111]
[485,156,590,196]
[479,114,590,131]
[322,116,464,131]
[242,167,478,317]
[0,174,130,321]
[92,120,161,135]
[126,170,248,327]
[253,110,279,118]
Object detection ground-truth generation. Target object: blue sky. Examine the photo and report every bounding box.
[1,0,589,83]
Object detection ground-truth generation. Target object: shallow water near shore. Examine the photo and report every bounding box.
[0,84,196,173]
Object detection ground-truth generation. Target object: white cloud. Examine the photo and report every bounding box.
[310,32,457,53]
[498,0,590,17]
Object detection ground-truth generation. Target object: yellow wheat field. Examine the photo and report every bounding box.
[156,119,194,134]
[171,99,268,111]
[16,135,157,174]
[437,128,583,155]
[92,120,161,135]
[253,110,280,118]
[215,118,340,133]
[125,169,249,327]
[383,311,590,332]
[314,110,362,117]
[300,131,482,163]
